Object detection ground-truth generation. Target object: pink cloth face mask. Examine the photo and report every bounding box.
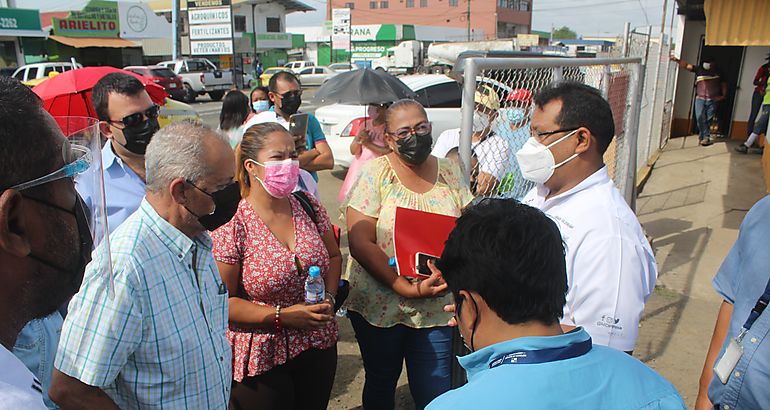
[250,159,300,198]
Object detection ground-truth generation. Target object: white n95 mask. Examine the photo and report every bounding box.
[473,112,491,133]
[515,129,579,184]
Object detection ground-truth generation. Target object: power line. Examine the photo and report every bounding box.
[533,0,638,12]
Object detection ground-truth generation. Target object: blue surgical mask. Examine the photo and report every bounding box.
[252,100,270,113]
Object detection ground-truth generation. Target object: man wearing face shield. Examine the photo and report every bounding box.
[244,71,334,182]
[77,72,161,233]
[50,120,238,409]
[517,81,658,354]
[0,77,97,408]
[427,199,684,409]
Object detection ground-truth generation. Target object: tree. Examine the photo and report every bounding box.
[552,26,578,40]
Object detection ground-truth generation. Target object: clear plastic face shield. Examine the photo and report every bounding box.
[12,117,113,296]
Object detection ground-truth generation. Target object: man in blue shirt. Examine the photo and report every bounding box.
[77,72,159,233]
[695,196,770,410]
[428,198,685,410]
[243,70,333,181]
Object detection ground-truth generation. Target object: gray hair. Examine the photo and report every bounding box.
[145,119,228,193]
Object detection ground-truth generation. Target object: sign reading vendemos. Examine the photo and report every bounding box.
[187,0,231,7]
[52,0,119,38]
[332,8,351,52]
[187,4,233,56]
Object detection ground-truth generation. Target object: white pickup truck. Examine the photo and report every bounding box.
[158,58,232,103]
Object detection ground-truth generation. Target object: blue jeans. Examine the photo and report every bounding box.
[349,311,453,410]
[748,91,764,136]
[695,98,717,140]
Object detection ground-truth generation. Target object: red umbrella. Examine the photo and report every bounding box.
[32,66,168,118]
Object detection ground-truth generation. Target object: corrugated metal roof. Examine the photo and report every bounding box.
[704,0,770,46]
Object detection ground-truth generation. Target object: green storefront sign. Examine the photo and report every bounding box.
[0,8,42,33]
[52,0,119,38]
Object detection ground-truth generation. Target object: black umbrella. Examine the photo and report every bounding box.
[314,68,417,105]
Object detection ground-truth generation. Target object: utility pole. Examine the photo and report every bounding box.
[172,0,179,60]
[466,0,471,41]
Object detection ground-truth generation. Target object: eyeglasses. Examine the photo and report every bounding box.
[276,90,302,99]
[388,121,432,140]
[108,104,160,128]
[9,140,91,192]
[530,127,579,141]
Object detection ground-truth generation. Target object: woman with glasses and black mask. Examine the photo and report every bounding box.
[343,99,473,410]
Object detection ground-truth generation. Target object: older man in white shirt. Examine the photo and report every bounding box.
[517,81,657,353]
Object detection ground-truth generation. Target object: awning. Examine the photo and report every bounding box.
[49,35,139,48]
[704,0,770,46]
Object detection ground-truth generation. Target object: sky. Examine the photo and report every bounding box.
[15,0,677,37]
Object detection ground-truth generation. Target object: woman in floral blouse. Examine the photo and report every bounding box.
[344,99,474,410]
[212,122,341,410]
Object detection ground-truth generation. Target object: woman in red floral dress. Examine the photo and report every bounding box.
[211,122,341,410]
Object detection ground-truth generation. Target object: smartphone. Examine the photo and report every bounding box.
[415,252,439,278]
[289,113,309,139]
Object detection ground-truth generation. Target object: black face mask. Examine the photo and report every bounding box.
[119,117,160,155]
[185,181,241,231]
[280,93,302,116]
[26,195,93,293]
[395,132,433,166]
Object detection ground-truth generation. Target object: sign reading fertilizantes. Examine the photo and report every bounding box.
[187,4,233,56]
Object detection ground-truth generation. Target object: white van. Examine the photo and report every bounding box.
[284,61,315,74]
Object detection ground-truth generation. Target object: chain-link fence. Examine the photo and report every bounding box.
[457,57,643,204]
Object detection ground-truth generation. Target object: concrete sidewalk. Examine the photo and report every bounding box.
[633,135,766,406]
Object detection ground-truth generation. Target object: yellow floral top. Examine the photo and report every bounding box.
[342,156,473,328]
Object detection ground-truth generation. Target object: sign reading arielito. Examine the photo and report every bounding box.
[52,0,119,38]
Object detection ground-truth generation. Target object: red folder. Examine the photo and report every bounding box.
[393,207,458,279]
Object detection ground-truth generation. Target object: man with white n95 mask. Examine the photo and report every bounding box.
[518,81,658,353]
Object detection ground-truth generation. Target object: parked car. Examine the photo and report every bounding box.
[12,62,83,87]
[284,60,315,73]
[259,66,286,87]
[328,63,358,72]
[157,58,232,103]
[297,66,337,86]
[316,74,468,167]
[158,98,200,128]
[124,65,185,101]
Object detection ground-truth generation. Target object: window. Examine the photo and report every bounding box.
[370,1,377,8]
[449,0,458,6]
[27,67,39,79]
[12,68,25,80]
[420,82,462,108]
[300,68,314,75]
[266,17,281,33]
[420,0,427,7]
[344,2,355,8]
[520,0,529,11]
[406,0,414,7]
[314,68,325,74]
[234,15,246,32]
[381,1,389,8]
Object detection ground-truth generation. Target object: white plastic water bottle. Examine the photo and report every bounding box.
[304,266,325,304]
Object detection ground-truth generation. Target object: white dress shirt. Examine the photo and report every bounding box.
[522,166,658,351]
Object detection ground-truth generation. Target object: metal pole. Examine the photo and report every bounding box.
[645,0,668,164]
[459,59,477,184]
[624,62,645,210]
[172,0,179,60]
[622,22,631,57]
[252,3,258,68]
[466,0,471,41]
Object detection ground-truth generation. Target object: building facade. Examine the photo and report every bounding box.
[327,0,532,40]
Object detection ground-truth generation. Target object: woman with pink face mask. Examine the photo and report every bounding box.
[210,122,341,410]
[337,103,392,202]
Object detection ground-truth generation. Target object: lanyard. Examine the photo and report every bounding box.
[741,276,770,333]
[488,337,592,368]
